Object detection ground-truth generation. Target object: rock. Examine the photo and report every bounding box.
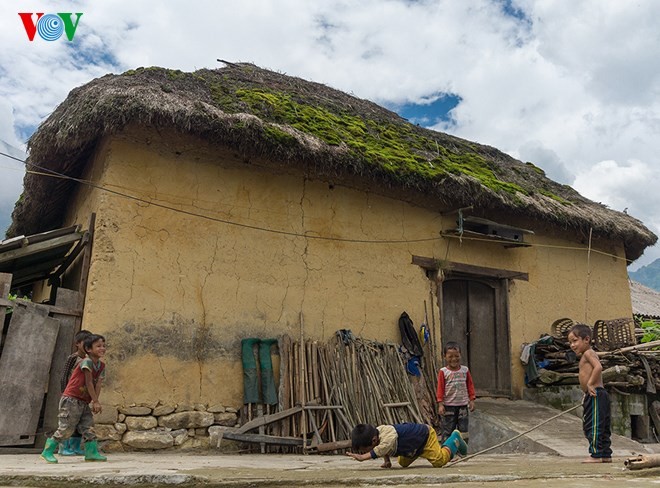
[175,404,193,413]
[99,440,124,452]
[115,423,127,434]
[225,407,239,414]
[94,424,122,441]
[171,429,188,446]
[214,412,238,426]
[207,404,226,413]
[119,406,153,416]
[122,431,173,450]
[159,411,215,429]
[193,403,207,411]
[153,405,176,417]
[94,406,118,424]
[208,426,234,448]
[125,416,158,431]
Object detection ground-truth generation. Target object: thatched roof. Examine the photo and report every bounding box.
[9,63,657,260]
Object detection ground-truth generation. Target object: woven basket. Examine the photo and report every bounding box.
[550,318,575,339]
[593,317,635,351]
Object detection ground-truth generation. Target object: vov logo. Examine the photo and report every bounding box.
[18,13,83,41]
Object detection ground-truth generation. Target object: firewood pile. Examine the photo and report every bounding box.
[229,329,438,453]
[522,317,660,393]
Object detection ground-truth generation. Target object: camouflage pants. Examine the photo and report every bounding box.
[440,405,469,441]
[52,396,96,442]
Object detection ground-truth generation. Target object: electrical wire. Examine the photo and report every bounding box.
[0,150,442,244]
[0,149,639,261]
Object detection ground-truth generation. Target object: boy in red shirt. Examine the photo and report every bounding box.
[436,342,476,443]
[40,334,107,463]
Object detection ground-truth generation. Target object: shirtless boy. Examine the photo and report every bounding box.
[567,323,612,463]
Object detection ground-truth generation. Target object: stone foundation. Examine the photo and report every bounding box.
[522,385,651,441]
[93,402,240,451]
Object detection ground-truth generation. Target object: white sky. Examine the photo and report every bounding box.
[0,0,659,270]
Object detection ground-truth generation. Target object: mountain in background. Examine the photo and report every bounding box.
[629,258,660,292]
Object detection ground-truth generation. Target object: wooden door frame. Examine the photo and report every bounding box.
[440,274,511,396]
[412,256,526,397]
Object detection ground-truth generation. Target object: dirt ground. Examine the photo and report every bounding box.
[1,451,660,487]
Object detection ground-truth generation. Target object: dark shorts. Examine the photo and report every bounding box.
[441,405,469,441]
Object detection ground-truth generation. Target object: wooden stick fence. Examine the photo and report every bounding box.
[251,331,435,453]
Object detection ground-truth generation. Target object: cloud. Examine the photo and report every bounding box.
[0,0,659,263]
[573,159,660,269]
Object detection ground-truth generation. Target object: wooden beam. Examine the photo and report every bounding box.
[40,288,82,447]
[309,439,352,452]
[75,213,95,333]
[222,432,304,446]
[0,298,81,317]
[236,405,303,434]
[0,233,83,265]
[412,256,529,281]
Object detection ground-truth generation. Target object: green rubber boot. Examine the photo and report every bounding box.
[84,440,107,462]
[442,430,468,457]
[40,438,59,464]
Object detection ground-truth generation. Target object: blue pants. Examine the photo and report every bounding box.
[582,388,612,458]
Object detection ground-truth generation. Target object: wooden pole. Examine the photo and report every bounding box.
[596,340,660,357]
[300,312,307,450]
[625,454,660,470]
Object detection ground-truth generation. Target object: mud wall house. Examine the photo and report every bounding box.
[7,64,657,428]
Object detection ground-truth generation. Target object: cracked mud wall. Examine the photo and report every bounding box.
[61,126,633,405]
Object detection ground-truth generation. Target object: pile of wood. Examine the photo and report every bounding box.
[525,334,660,393]
[225,330,438,453]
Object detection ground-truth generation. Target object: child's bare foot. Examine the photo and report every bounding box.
[581,457,612,463]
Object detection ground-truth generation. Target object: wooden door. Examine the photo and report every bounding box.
[441,277,510,396]
[0,302,60,446]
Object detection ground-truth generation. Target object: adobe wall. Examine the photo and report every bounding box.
[64,126,631,432]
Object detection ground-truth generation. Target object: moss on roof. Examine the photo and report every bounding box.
[9,63,657,260]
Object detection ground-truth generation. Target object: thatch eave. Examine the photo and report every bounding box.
[9,64,657,261]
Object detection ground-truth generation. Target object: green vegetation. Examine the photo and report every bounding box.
[207,83,526,194]
[121,66,548,198]
[5,293,29,314]
[638,319,660,346]
[525,162,545,175]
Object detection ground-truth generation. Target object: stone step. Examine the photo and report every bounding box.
[468,398,651,457]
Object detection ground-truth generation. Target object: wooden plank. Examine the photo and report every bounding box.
[0,303,60,445]
[75,213,95,333]
[639,355,657,394]
[0,233,83,265]
[412,256,529,281]
[236,406,303,434]
[222,432,304,446]
[0,298,81,317]
[40,288,82,446]
[649,401,660,439]
[468,281,497,392]
[309,439,352,453]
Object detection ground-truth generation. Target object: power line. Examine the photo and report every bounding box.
[0,149,636,262]
[0,150,442,244]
